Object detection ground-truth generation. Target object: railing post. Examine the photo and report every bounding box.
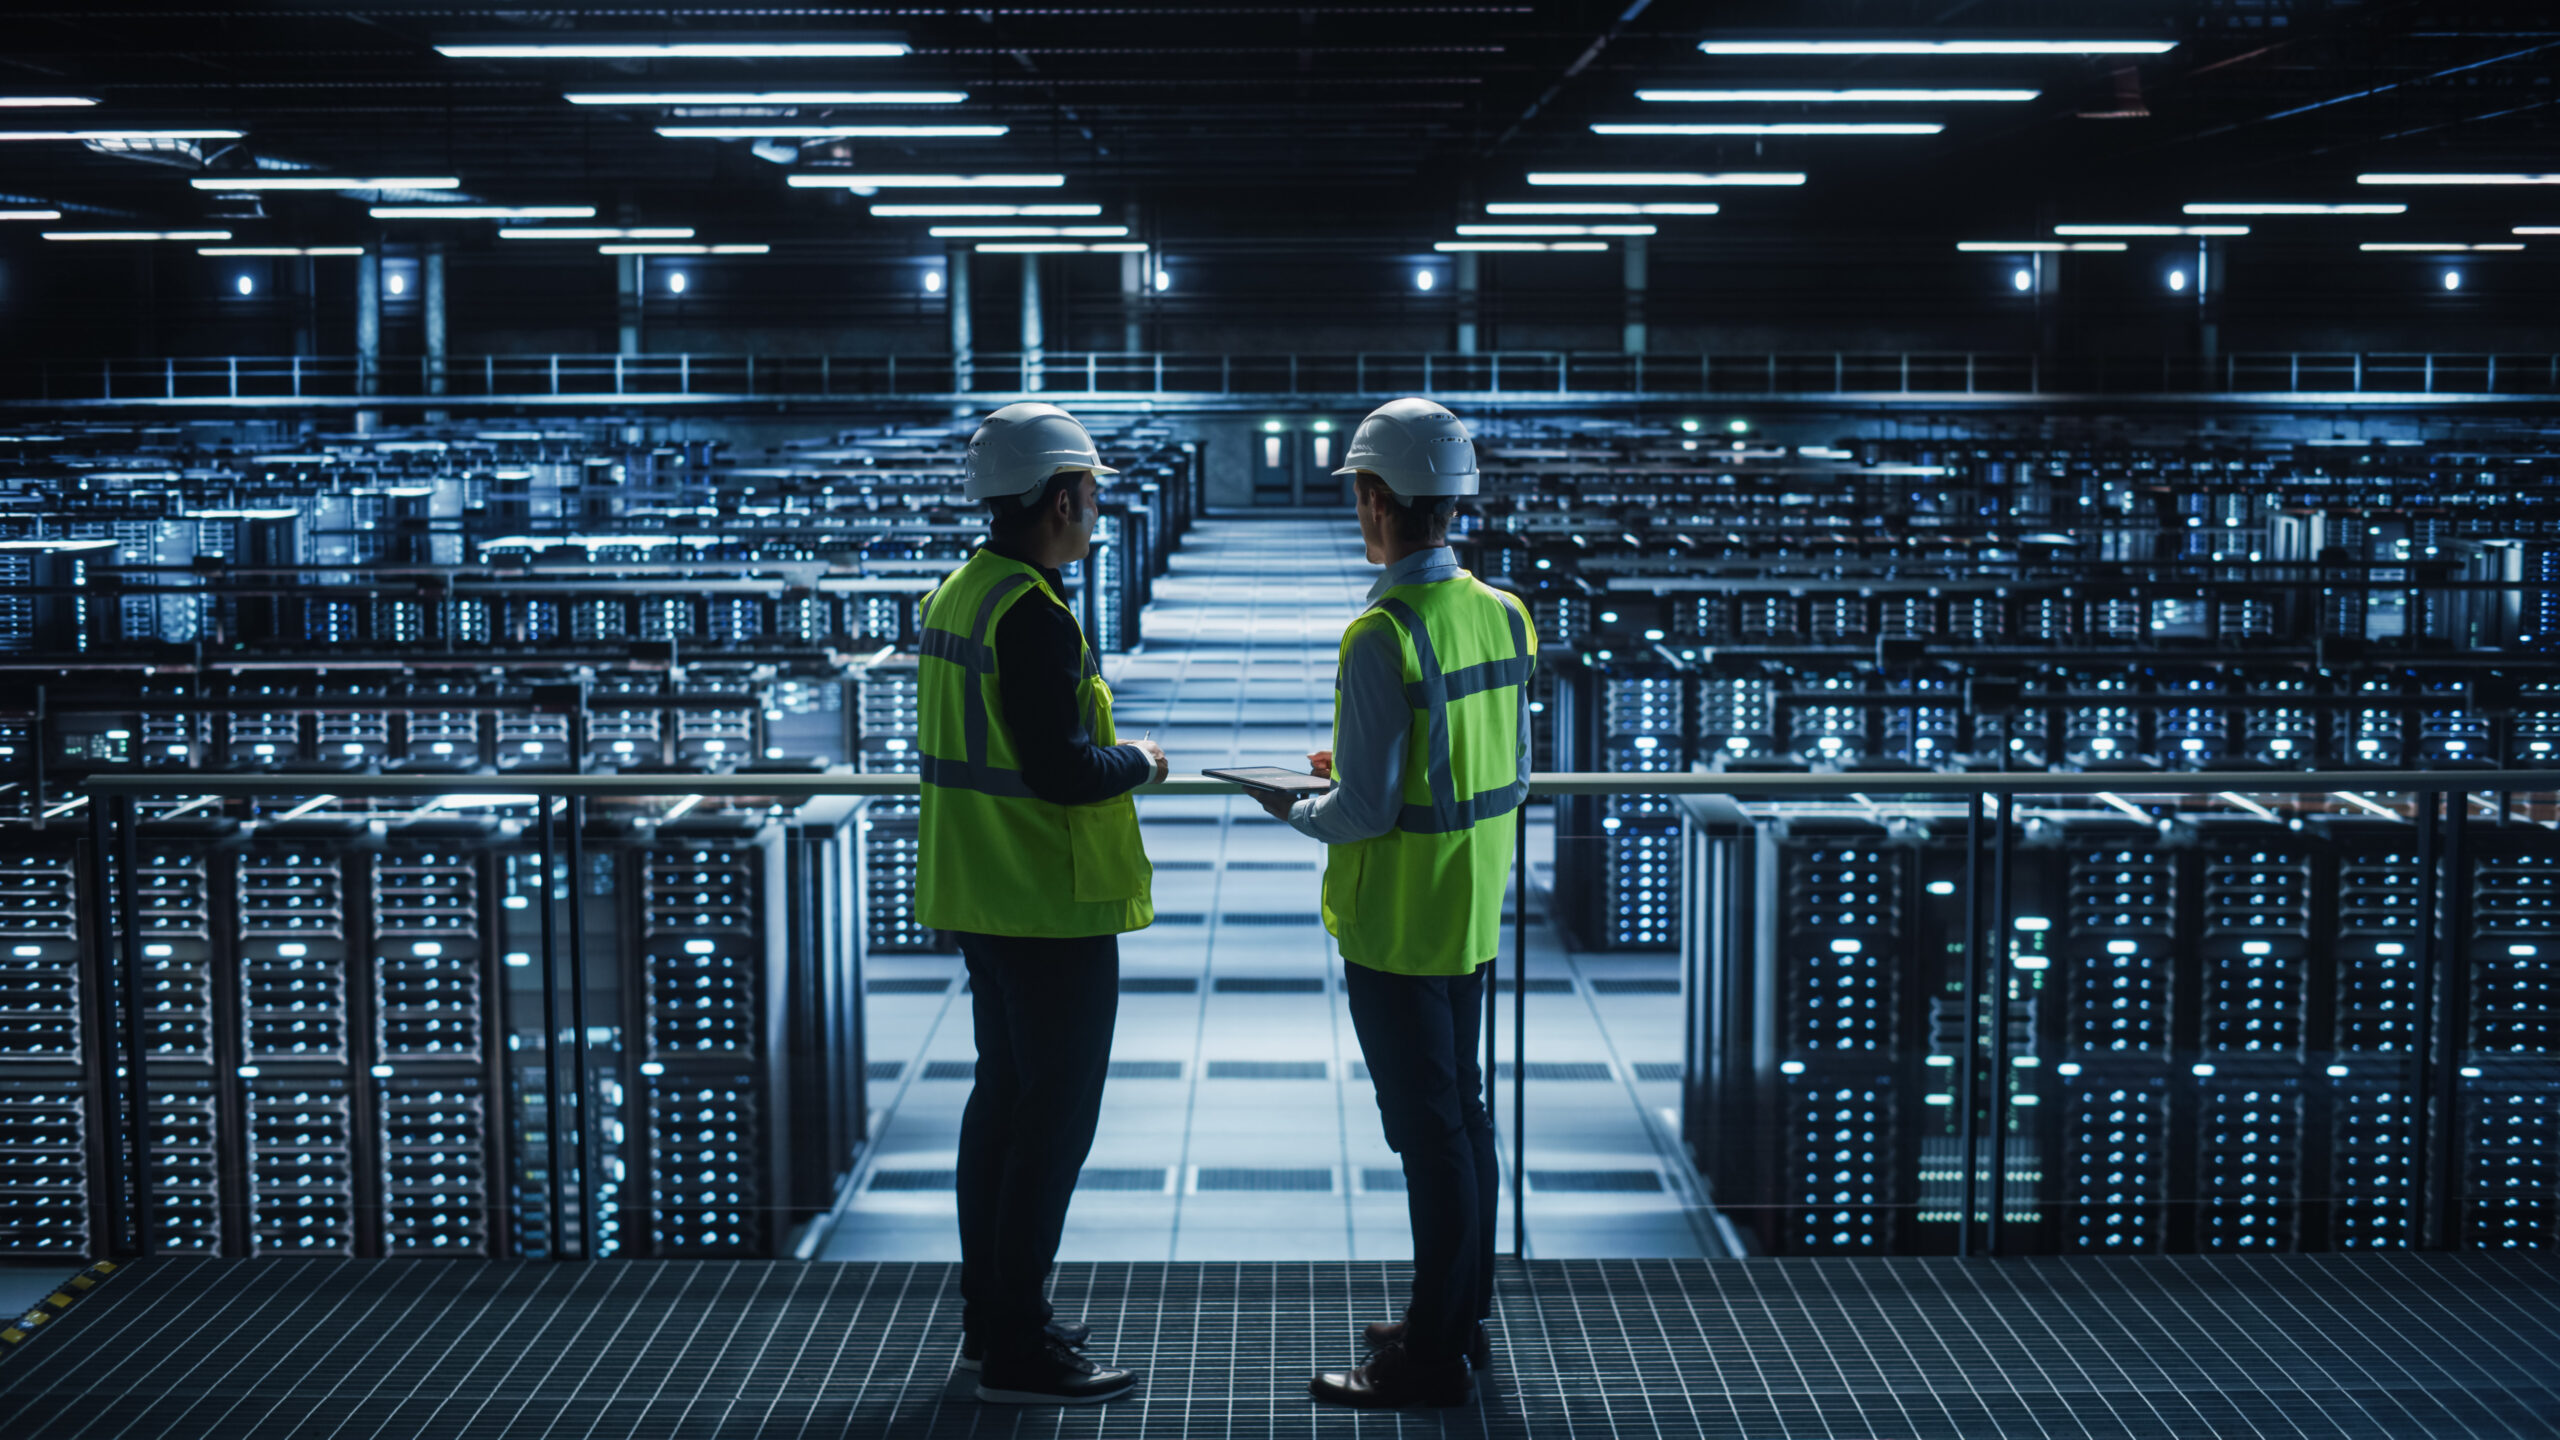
[1490,352,1499,392]
[549,354,560,396]
[1966,353,1976,393]
[2029,352,2039,393]
[164,356,174,400]
[823,355,832,395]
[483,355,492,395]
[747,353,756,394]
[1290,353,1299,393]
[2425,353,2435,393]
[2291,353,2299,391]
[1155,352,1164,391]
[1835,353,1844,392]
[1898,353,1908,393]
[1221,354,1231,394]
[292,355,303,399]
[681,353,690,392]
[1424,353,1433,391]
[101,358,111,401]
[2487,354,2497,393]
[1555,351,1564,393]
[228,356,237,399]
[614,353,624,394]
[1088,352,1097,391]
[2353,352,2363,391]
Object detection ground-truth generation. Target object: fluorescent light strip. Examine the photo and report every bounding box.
[2516,227,2560,236]
[1591,122,1942,136]
[926,225,1129,238]
[1638,88,2037,102]
[1485,201,1719,216]
[2183,202,2405,215]
[1956,241,2127,252]
[372,205,596,219]
[2360,242,2523,252]
[972,241,1146,253]
[0,129,243,141]
[1527,172,1804,186]
[599,243,770,255]
[439,41,909,59]
[0,97,99,108]
[199,246,366,256]
[2055,224,2248,236]
[567,90,965,105]
[0,209,63,221]
[871,203,1102,217]
[1456,224,1656,236]
[657,124,1006,138]
[789,173,1064,188]
[1700,39,2175,55]
[1434,241,1609,252]
[190,176,459,191]
[499,227,693,240]
[2359,173,2560,186]
[44,230,232,241]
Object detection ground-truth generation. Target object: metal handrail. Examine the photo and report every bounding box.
[14,349,2560,403]
[71,767,2560,798]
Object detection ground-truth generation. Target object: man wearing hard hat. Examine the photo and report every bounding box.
[917,401,1167,1406]
[1255,397,1534,1408]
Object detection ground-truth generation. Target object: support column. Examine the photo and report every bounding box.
[1020,253,1043,393]
[1622,235,1648,355]
[1120,201,1144,355]
[1455,251,1480,355]
[948,247,974,395]
[293,255,316,357]
[423,245,448,424]
[2198,237,2225,362]
[354,246,381,435]
[616,253,641,357]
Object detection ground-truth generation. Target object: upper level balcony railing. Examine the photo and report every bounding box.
[10,349,2560,406]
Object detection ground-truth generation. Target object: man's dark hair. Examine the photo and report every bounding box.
[1356,471,1456,546]
[985,470,1080,540]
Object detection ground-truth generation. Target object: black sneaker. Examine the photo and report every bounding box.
[1311,1341,1471,1409]
[957,1319,1092,1372]
[975,1337,1137,1406]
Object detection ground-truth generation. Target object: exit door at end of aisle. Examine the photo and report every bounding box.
[1250,419,1348,507]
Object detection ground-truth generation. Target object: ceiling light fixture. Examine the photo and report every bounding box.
[189,175,459,191]
[1485,202,1719,216]
[42,230,233,241]
[371,205,597,220]
[199,246,366,256]
[2358,173,2560,186]
[1433,241,1610,252]
[0,209,63,221]
[0,129,244,142]
[926,225,1129,238]
[0,97,100,108]
[1455,224,1657,236]
[789,174,1065,189]
[2514,227,2560,235]
[871,203,1102,217]
[1955,241,2127,252]
[1527,172,1804,186]
[2182,202,2405,215]
[567,90,965,105]
[499,227,693,240]
[1699,39,2175,55]
[439,40,909,59]
[1638,88,2036,103]
[2359,242,2523,252]
[2054,224,2248,236]
[598,243,770,254]
[656,124,1006,139]
[972,241,1147,253]
[1591,122,1941,136]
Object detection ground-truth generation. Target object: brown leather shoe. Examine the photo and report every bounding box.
[1310,1343,1472,1409]
[1363,1316,1492,1370]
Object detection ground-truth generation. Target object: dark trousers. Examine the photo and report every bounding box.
[953,931,1119,1358]
[1344,960,1498,1364]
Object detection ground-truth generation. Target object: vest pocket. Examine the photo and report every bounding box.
[1068,794,1150,903]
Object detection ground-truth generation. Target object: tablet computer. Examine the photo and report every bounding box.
[1202,766,1334,795]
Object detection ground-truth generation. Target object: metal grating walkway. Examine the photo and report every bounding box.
[5,1255,2557,1438]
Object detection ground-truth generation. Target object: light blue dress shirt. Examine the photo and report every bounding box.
[1287,546,1532,844]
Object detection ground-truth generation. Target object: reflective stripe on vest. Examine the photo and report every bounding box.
[923,571,1038,800]
[1373,590,1532,836]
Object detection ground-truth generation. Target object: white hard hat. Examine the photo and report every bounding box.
[963,401,1119,502]
[1332,396,1478,498]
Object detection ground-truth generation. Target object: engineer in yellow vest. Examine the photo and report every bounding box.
[916,402,1166,1406]
[1253,397,1534,1408]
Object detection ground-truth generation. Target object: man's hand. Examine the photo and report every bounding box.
[1306,749,1334,780]
[1127,737,1169,785]
[1253,786,1297,821]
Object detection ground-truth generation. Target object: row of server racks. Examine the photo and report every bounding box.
[0,418,1200,1260]
[1460,423,2560,1255]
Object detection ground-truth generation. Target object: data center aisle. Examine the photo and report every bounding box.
[828,517,1719,1263]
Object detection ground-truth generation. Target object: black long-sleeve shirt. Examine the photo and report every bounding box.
[982,541,1153,806]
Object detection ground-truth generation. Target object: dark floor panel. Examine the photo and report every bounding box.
[6,1257,2556,1439]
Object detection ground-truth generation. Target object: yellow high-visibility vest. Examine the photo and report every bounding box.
[915,549,1153,938]
[1321,573,1535,974]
